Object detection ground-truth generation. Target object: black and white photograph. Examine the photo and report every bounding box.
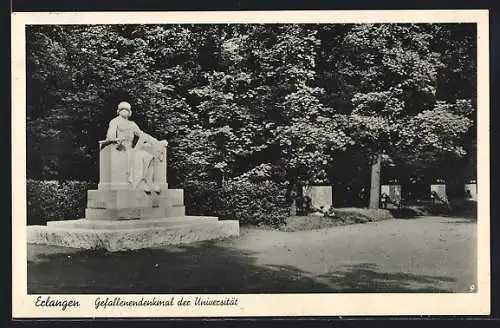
[12,10,490,317]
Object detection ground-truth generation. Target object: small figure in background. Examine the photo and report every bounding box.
[430,190,437,204]
[394,188,401,207]
[465,189,472,199]
[358,187,366,206]
[304,195,312,214]
[397,198,404,208]
[380,193,388,209]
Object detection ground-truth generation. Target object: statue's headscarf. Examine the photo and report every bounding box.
[117,101,132,116]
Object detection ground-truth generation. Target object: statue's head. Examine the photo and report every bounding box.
[117,101,132,118]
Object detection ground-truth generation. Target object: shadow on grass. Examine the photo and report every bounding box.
[29,244,461,294]
[441,212,477,219]
[28,241,330,294]
[316,263,457,293]
[390,200,477,220]
[441,218,477,224]
[388,207,422,219]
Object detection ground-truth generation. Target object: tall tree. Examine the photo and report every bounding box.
[181,24,352,196]
[26,23,476,209]
[339,24,474,208]
[26,24,196,180]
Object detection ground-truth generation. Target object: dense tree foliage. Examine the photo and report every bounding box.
[26,23,477,207]
[336,24,474,207]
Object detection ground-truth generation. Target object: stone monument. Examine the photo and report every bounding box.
[430,179,448,204]
[464,180,477,201]
[28,102,239,251]
[381,182,402,208]
[302,186,333,211]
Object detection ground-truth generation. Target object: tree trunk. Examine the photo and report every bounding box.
[286,180,299,216]
[369,153,382,209]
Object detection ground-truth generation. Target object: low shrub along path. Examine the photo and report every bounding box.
[28,216,476,293]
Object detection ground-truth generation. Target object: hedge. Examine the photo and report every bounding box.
[27,179,289,226]
[183,180,289,226]
[27,180,96,225]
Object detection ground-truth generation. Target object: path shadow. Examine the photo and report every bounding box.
[28,244,463,294]
[440,218,477,224]
[28,241,331,294]
[441,213,477,219]
[316,263,457,293]
[388,208,422,219]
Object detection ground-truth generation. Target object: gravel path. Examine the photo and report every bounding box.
[222,216,477,292]
[28,216,476,293]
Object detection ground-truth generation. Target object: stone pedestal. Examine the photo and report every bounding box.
[381,184,402,207]
[27,141,239,251]
[431,183,448,204]
[464,183,477,201]
[303,186,333,210]
[98,143,169,192]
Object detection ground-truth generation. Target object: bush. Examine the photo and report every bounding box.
[399,200,476,219]
[219,181,289,226]
[282,208,395,232]
[27,180,59,225]
[28,179,289,227]
[182,181,221,216]
[183,180,289,226]
[27,179,96,225]
[57,181,95,220]
[448,198,477,218]
[333,207,394,222]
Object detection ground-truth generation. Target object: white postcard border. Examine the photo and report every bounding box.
[11,10,490,318]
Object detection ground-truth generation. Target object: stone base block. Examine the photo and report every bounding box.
[47,216,219,229]
[85,206,185,220]
[27,217,240,252]
[87,189,184,209]
[97,182,169,192]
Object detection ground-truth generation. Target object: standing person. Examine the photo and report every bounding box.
[430,191,436,204]
[465,189,472,199]
[380,193,388,209]
[358,186,366,206]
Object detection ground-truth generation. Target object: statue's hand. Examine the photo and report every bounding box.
[160,139,168,147]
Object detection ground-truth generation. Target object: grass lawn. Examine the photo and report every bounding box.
[279,208,394,232]
[279,200,477,232]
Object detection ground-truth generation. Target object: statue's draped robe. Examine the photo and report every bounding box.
[106,116,159,191]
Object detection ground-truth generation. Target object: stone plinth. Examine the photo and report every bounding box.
[431,184,448,203]
[464,183,477,201]
[381,184,402,207]
[98,143,169,192]
[98,144,129,190]
[87,189,183,210]
[303,186,333,210]
[85,206,186,220]
[28,216,239,252]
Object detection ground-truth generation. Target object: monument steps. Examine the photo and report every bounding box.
[85,205,186,220]
[46,216,219,229]
[28,217,239,252]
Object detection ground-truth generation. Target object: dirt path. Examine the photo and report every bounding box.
[28,216,476,293]
[221,216,477,292]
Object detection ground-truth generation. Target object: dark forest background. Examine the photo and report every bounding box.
[26,23,477,208]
